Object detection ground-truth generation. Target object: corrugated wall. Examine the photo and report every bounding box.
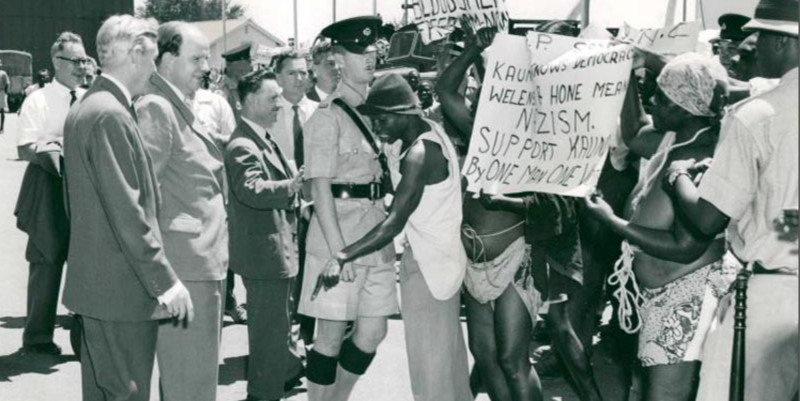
[0,0,134,73]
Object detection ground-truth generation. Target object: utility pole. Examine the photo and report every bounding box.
[293,0,299,50]
[373,0,377,16]
[222,0,227,53]
[333,0,336,23]
[582,0,590,28]
[402,0,410,26]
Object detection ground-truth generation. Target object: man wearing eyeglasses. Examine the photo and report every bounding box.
[14,31,87,356]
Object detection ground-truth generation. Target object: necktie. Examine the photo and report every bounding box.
[292,105,304,168]
[69,90,77,106]
[265,130,294,178]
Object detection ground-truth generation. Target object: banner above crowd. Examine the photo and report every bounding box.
[462,33,633,197]
[616,20,702,57]
[409,0,510,43]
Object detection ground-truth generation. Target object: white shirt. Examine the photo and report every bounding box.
[315,85,331,101]
[269,95,317,167]
[17,79,85,147]
[699,68,799,273]
[401,119,467,300]
[193,89,236,145]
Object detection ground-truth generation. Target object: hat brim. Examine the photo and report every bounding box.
[357,103,422,116]
[743,18,798,37]
[340,42,378,54]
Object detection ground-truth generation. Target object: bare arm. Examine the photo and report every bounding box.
[583,193,712,263]
[336,140,435,264]
[620,71,660,159]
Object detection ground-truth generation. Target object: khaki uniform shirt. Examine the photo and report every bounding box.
[303,83,393,266]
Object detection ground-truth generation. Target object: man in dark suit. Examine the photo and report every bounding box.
[135,21,228,401]
[62,15,193,401]
[226,69,305,401]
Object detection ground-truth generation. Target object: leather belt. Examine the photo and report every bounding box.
[330,183,385,201]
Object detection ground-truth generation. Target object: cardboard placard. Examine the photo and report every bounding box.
[462,33,633,197]
[616,21,702,57]
[409,0,510,44]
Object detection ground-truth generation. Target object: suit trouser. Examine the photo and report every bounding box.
[79,316,158,401]
[24,260,65,345]
[399,248,472,401]
[243,277,304,400]
[696,274,799,401]
[157,279,224,401]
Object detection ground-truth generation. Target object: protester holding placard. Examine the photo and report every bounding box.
[583,53,739,401]
[437,27,544,401]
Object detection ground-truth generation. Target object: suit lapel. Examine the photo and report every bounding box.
[239,120,289,177]
[148,73,222,157]
[94,77,134,119]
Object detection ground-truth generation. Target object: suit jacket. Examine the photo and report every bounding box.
[14,155,69,265]
[62,76,179,322]
[225,120,298,280]
[136,73,228,281]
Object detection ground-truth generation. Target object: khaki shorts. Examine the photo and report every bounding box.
[298,252,399,321]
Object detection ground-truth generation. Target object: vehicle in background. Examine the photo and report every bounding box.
[0,50,32,112]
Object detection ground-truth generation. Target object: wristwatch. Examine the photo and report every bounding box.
[667,169,691,188]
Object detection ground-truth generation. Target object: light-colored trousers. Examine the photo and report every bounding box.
[400,247,473,401]
[696,274,798,401]
[157,279,224,401]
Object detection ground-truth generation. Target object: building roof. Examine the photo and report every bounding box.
[191,18,285,47]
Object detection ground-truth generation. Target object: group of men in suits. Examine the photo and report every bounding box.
[36,13,326,401]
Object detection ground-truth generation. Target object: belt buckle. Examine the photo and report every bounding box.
[369,182,379,201]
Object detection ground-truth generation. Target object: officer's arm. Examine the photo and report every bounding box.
[336,140,431,264]
[311,177,347,255]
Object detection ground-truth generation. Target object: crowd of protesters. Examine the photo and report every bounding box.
[6,0,798,400]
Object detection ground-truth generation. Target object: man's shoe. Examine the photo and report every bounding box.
[224,303,247,324]
[284,367,305,392]
[22,342,62,356]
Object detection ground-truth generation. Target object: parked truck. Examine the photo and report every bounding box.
[0,50,32,112]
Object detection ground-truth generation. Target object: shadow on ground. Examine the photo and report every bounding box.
[0,315,75,330]
[0,349,76,382]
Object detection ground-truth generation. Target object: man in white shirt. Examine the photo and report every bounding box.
[307,39,340,103]
[271,50,318,171]
[14,31,88,356]
[666,1,799,399]
[272,49,319,346]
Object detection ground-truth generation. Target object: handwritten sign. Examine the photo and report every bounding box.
[409,0,510,44]
[461,33,633,197]
[616,21,701,57]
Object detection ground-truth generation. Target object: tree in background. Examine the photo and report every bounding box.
[136,0,246,22]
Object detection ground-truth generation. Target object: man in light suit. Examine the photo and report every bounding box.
[135,21,228,401]
[226,69,306,401]
[62,15,193,401]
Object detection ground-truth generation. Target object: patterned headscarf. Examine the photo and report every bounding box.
[656,53,729,117]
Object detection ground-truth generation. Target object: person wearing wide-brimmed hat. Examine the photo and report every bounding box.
[664,1,799,400]
[327,73,472,401]
[297,15,400,401]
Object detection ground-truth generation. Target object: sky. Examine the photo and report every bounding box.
[134,0,758,46]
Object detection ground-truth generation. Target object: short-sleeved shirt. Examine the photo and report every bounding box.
[193,88,236,146]
[303,83,383,184]
[18,80,85,146]
[699,68,798,273]
[302,83,393,266]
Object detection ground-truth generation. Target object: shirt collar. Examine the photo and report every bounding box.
[782,67,799,82]
[101,73,133,106]
[51,78,83,97]
[315,85,330,100]
[280,94,310,109]
[242,116,267,137]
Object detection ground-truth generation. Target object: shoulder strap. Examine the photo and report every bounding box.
[332,98,394,194]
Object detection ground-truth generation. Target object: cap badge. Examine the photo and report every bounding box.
[363,27,372,36]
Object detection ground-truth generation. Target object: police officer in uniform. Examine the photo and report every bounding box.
[217,44,253,121]
[710,13,752,78]
[298,16,400,401]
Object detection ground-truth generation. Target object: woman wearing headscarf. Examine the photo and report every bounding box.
[583,53,740,401]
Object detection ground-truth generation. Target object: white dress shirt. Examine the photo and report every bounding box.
[17,79,85,147]
[269,95,317,168]
[193,89,236,145]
